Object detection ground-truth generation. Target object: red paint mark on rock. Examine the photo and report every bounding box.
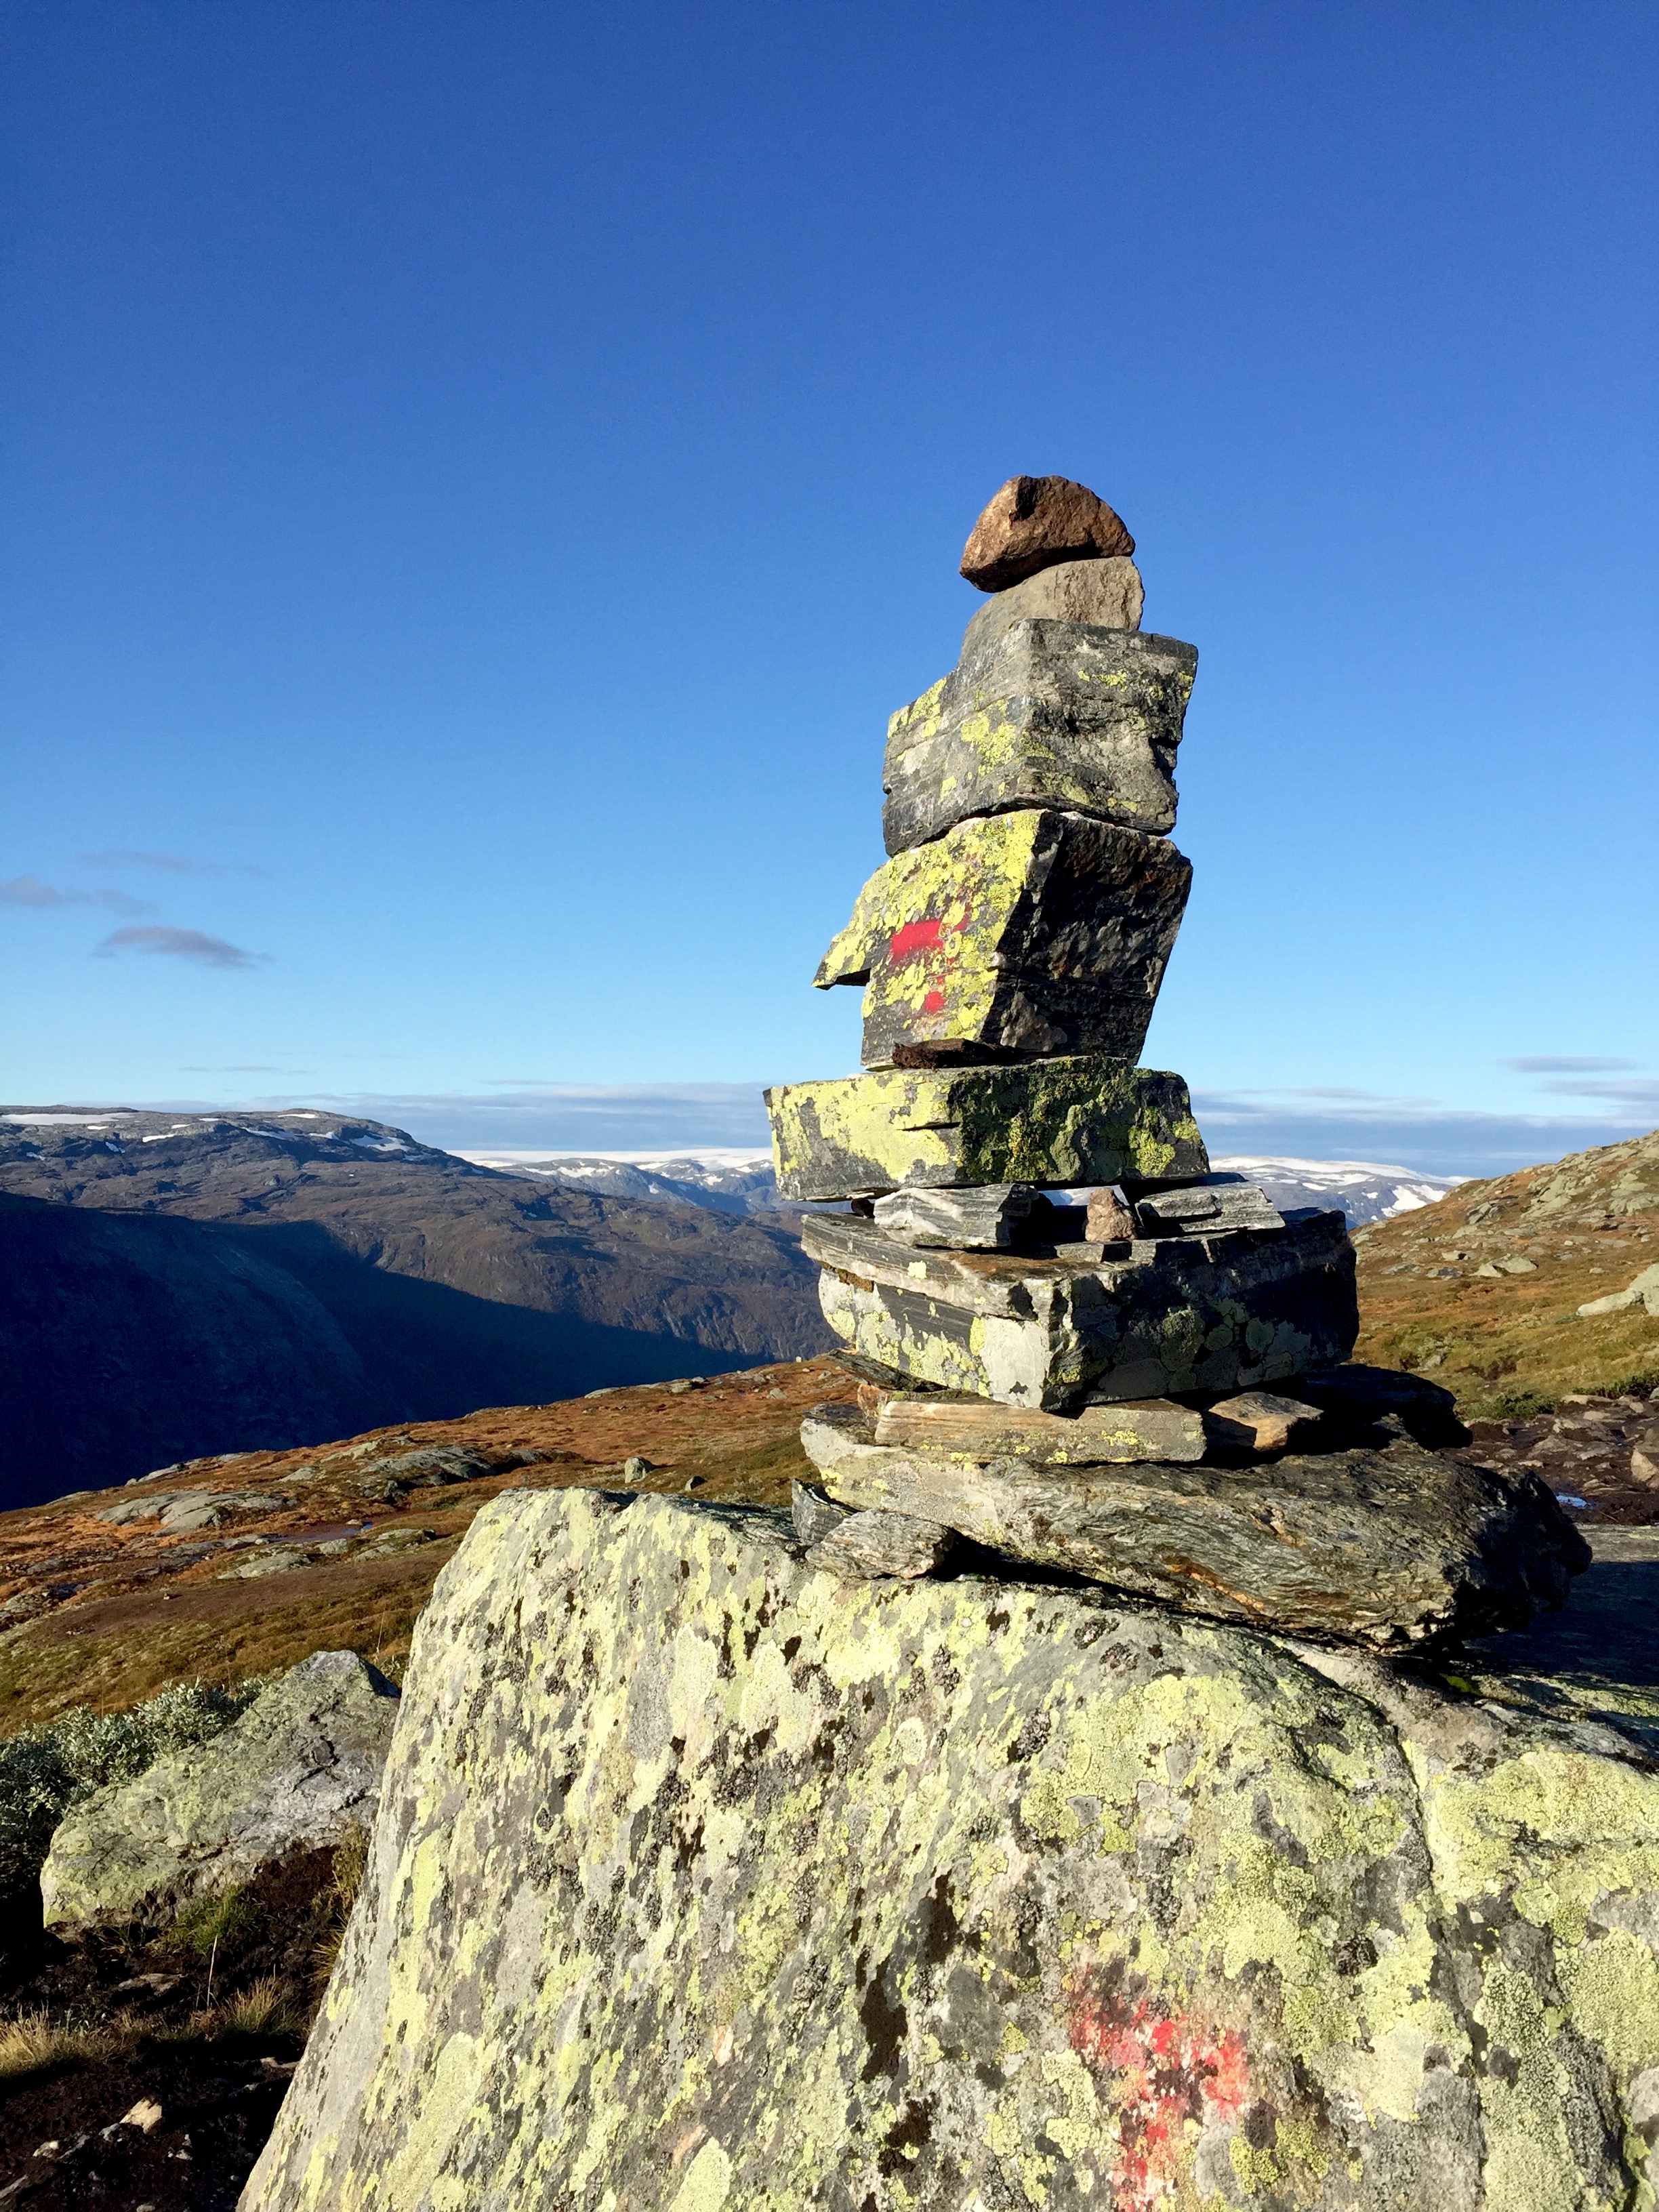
[888,917,944,964]
[1065,1967,1251,2209]
[922,989,946,1015]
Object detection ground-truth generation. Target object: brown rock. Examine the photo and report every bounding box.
[960,476,1134,592]
[1205,1390,1323,1454]
[1084,1187,1134,1244]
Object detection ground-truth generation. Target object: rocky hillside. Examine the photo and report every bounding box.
[0,1356,838,1732]
[0,1111,831,1507]
[1353,1125,1659,1412]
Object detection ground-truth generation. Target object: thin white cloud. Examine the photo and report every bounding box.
[108,1079,1646,1182]
[1189,1088,1655,1177]
[1502,1055,1643,1074]
[96,926,268,970]
[78,848,263,877]
[191,1082,775,1151]
[1535,1077,1659,1111]
[1,873,155,916]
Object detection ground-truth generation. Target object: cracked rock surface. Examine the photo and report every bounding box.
[245,1489,1659,2212]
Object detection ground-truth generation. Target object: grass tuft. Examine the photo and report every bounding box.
[311,1827,371,1985]
[0,2007,143,2079]
[205,1972,304,2039]
[170,1884,260,1958]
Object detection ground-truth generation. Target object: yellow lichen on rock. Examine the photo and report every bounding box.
[242,1490,1659,2211]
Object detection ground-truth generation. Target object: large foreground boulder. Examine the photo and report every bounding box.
[41,1650,398,1933]
[244,1492,1659,2212]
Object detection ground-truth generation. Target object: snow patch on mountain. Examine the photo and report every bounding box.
[459,1147,1462,1227]
[1208,1156,1464,1225]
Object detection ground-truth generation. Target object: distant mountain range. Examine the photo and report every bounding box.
[1205,1156,1462,1225]
[0,1110,830,1507]
[462,1149,787,1215]
[464,1147,1462,1227]
[0,1107,1463,1510]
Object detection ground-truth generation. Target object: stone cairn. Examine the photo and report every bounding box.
[766,476,1586,1649]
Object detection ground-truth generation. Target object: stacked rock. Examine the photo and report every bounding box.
[765,477,1589,1646]
[766,474,1358,1413]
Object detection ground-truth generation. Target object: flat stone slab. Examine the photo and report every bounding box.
[816,808,1191,1070]
[804,1505,954,1580]
[1206,1389,1324,1452]
[766,1055,1207,1202]
[1135,1181,1284,1235]
[806,1208,1358,1408]
[869,1181,1038,1249]
[871,1391,1206,1465]
[883,621,1197,855]
[243,1488,1659,2212]
[802,1407,1590,1650]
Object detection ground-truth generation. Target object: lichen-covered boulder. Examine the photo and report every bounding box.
[243,1492,1659,2212]
[41,1650,398,1933]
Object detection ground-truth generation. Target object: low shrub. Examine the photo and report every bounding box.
[1479,1387,1556,1422]
[1603,1368,1658,1402]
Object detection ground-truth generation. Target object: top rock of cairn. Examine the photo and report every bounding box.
[960,474,1134,590]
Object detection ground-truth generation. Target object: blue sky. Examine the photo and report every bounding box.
[1,1,1654,1176]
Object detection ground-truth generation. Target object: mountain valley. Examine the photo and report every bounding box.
[0,1110,830,1507]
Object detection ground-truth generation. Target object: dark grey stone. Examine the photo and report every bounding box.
[882,621,1197,855]
[1134,1183,1284,1235]
[804,1507,956,1581]
[816,807,1192,1071]
[790,1478,854,1544]
[802,1414,1591,1651]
